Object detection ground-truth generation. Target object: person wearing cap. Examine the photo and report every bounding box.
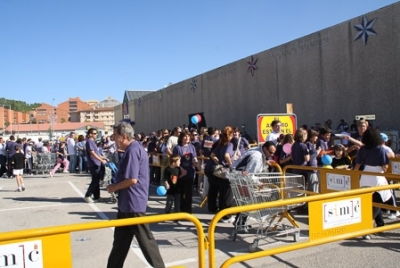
[380,133,395,158]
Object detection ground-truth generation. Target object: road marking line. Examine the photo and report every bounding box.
[0,203,70,212]
[68,181,175,266]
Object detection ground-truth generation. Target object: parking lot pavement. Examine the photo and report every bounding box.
[1,173,400,268]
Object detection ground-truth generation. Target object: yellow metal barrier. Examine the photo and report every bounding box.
[207,184,400,268]
[0,213,207,268]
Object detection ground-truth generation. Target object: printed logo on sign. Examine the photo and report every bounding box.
[0,240,43,268]
[391,162,400,174]
[327,173,350,191]
[323,198,361,229]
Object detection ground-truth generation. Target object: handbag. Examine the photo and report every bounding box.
[213,164,230,179]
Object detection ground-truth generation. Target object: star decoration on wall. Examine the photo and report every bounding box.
[137,98,142,106]
[190,78,197,92]
[247,55,258,76]
[353,15,377,45]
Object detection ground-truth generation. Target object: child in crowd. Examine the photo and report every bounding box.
[11,145,26,192]
[331,144,351,169]
[164,155,187,214]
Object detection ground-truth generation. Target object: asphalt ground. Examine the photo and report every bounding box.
[1,172,400,268]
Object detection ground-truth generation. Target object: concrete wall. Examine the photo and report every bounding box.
[131,2,400,138]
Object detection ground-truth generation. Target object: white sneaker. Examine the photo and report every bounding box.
[49,172,53,177]
[388,213,397,220]
[363,235,371,240]
[21,186,25,191]
[84,197,94,203]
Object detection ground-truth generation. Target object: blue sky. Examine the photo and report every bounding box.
[0,0,398,105]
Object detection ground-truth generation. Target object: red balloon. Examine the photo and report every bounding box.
[196,114,202,123]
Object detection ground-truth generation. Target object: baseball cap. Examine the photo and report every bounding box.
[380,133,388,142]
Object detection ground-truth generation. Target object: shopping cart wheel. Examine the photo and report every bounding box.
[231,230,237,241]
[293,232,300,242]
[249,239,258,252]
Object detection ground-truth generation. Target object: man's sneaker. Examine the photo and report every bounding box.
[93,197,105,203]
[84,197,94,203]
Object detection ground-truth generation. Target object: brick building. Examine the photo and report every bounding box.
[69,107,115,132]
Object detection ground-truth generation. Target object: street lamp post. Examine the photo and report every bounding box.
[50,98,55,140]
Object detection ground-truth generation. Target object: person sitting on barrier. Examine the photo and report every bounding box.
[331,144,351,169]
[354,128,393,231]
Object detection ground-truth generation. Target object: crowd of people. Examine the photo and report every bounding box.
[1,118,399,266]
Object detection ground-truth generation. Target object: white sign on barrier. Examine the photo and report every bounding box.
[391,162,400,174]
[323,198,361,229]
[0,240,43,268]
[327,173,351,191]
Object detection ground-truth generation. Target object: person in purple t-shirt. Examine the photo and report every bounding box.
[6,135,17,178]
[209,126,235,222]
[106,122,165,268]
[84,129,107,203]
[173,130,198,214]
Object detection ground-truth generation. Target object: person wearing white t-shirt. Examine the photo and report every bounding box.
[166,126,181,155]
[266,120,282,145]
[67,132,77,173]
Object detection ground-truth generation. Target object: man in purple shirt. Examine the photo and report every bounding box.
[84,129,107,203]
[5,135,16,178]
[106,122,165,268]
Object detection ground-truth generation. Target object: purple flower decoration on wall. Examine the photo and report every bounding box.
[190,78,197,92]
[247,55,258,76]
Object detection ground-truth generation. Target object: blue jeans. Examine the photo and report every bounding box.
[69,155,77,173]
[85,165,101,199]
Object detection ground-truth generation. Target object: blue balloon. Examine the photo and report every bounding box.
[156,186,167,196]
[321,154,332,165]
[191,115,198,124]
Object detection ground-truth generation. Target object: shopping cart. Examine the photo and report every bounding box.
[227,171,305,252]
[33,153,57,174]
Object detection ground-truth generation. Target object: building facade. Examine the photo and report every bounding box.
[125,3,400,142]
[69,107,115,133]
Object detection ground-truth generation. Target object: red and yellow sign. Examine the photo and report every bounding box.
[257,114,297,143]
